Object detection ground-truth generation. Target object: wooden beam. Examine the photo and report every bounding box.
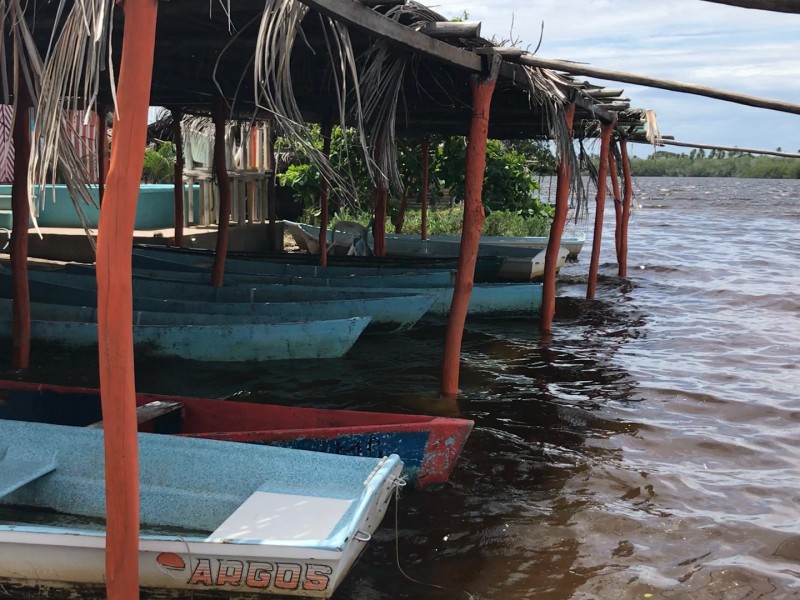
[653,139,800,158]
[417,21,481,39]
[519,55,800,115]
[358,0,407,6]
[700,0,800,12]
[293,0,482,72]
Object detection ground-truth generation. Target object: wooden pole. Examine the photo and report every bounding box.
[618,138,633,277]
[656,139,800,159]
[94,0,158,596]
[394,189,408,234]
[420,137,429,240]
[519,55,800,116]
[10,74,30,370]
[608,149,623,261]
[587,120,613,300]
[539,102,575,334]
[211,95,232,287]
[172,109,184,247]
[267,131,278,251]
[97,106,107,205]
[701,0,800,13]
[441,69,497,397]
[372,142,387,257]
[318,118,332,266]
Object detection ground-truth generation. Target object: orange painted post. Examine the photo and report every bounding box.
[94,0,158,596]
[539,102,575,334]
[172,109,184,246]
[97,107,107,205]
[608,148,623,261]
[318,119,332,266]
[618,137,633,277]
[10,77,31,369]
[374,182,387,256]
[441,69,497,397]
[211,95,232,287]
[420,137,430,240]
[587,120,614,300]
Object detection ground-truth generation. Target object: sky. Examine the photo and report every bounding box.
[428,0,800,157]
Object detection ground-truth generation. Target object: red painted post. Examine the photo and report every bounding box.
[539,102,575,334]
[211,95,232,287]
[587,120,614,300]
[97,107,107,205]
[172,109,184,246]
[420,137,429,240]
[94,0,158,596]
[10,77,31,369]
[608,148,623,261]
[441,72,497,397]
[318,119,332,266]
[618,137,633,277]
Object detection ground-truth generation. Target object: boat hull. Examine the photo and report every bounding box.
[0,379,474,489]
[0,419,403,597]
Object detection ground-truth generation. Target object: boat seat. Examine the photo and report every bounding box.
[0,451,57,499]
[206,486,354,543]
[86,400,183,429]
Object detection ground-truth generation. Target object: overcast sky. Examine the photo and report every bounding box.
[429,0,799,157]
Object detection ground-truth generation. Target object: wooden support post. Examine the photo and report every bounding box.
[618,138,633,277]
[587,120,614,300]
[10,75,31,370]
[374,182,387,256]
[211,95,232,287]
[539,101,575,334]
[394,189,408,234]
[97,106,107,205]
[318,119,332,266]
[94,0,158,596]
[172,109,184,247]
[441,64,498,397]
[420,137,429,240]
[608,148,622,261]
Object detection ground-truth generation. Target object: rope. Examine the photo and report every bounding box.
[392,478,475,598]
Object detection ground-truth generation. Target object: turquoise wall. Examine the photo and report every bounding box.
[0,184,201,229]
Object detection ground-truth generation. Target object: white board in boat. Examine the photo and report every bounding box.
[207,492,353,543]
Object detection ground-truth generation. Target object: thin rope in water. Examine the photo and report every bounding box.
[392,478,476,599]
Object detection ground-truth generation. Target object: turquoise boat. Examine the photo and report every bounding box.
[68,260,458,288]
[0,419,402,597]
[22,268,542,316]
[0,299,371,361]
[0,271,435,332]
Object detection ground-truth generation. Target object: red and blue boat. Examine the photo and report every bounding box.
[0,379,473,490]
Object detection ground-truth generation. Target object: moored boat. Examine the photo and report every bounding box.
[0,379,473,489]
[0,418,402,597]
[0,298,371,361]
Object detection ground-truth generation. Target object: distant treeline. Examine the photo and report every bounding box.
[628,150,800,178]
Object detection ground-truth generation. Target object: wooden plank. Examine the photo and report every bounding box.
[417,22,481,39]
[656,139,800,159]
[701,0,800,12]
[293,0,482,72]
[87,400,183,429]
[519,55,800,116]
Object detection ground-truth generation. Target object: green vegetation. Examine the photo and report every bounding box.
[629,150,800,178]
[278,126,556,236]
[142,142,176,183]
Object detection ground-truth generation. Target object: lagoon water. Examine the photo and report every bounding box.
[4,176,800,599]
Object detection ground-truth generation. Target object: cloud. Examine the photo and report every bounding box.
[429,0,799,156]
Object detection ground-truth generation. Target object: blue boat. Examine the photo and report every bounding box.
[0,418,402,597]
[0,299,371,361]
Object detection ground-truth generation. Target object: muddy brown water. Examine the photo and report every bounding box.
[2,176,799,599]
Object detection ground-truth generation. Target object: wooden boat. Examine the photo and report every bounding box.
[0,298,371,361]
[0,269,436,332]
[285,221,574,280]
[285,220,586,259]
[133,243,507,283]
[21,267,543,317]
[0,418,402,597]
[0,379,473,489]
[69,258,458,288]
